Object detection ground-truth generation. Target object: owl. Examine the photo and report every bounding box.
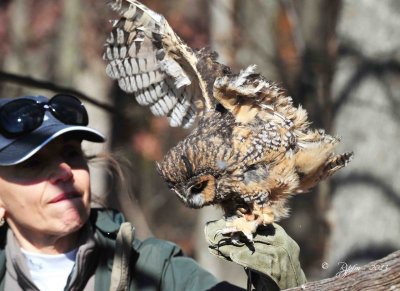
[104,0,353,241]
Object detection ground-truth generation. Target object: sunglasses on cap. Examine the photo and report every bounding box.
[0,94,89,137]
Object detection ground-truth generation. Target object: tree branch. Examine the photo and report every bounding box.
[0,70,116,114]
[285,250,400,290]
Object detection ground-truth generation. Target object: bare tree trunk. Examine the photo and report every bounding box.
[286,0,342,279]
[235,0,280,78]
[1,0,29,97]
[327,0,400,278]
[209,0,235,65]
[6,0,27,72]
[56,0,81,84]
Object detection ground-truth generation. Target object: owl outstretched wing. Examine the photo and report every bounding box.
[104,0,230,128]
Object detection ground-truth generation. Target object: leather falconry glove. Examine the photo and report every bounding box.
[205,219,307,290]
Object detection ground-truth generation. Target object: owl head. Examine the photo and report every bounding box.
[156,110,236,209]
[168,171,217,209]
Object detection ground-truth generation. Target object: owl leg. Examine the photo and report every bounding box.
[260,205,275,225]
[217,208,264,243]
[217,204,276,244]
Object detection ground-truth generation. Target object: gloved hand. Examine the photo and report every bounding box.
[204,219,307,290]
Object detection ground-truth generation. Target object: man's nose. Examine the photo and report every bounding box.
[49,162,73,184]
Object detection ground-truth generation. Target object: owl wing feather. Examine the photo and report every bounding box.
[105,0,292,129]
[104,0,216,128]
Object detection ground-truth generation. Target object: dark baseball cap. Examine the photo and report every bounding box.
[0,95,105,166]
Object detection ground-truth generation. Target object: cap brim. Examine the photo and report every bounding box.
[0,125,105,166]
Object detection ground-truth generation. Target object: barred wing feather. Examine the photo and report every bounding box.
[104,0,209,128]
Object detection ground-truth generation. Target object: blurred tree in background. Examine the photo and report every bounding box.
[0,0,399,288]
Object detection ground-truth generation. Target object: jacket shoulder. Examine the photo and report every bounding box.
[92,208,182,287]
[92,208,219,291]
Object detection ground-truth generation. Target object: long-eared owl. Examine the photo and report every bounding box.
[104,0,353,241]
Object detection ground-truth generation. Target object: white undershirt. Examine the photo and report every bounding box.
[21,248,77,291]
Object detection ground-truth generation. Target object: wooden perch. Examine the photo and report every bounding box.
[285,250,400,290]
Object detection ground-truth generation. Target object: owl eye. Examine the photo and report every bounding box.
[190,180,208,194]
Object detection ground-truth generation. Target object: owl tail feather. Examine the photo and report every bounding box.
[296,152,353,193]
[320,152,354,180]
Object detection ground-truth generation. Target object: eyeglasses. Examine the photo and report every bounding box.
[0,94,89,137]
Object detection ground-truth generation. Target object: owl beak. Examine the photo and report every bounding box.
[184,191,205,209]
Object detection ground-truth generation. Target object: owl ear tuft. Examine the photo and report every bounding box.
[181,155,194,177]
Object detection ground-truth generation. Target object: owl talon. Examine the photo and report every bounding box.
[216,226,255,244]
[215,227,241,236]
[217,213,265,244]
[231,234,245,246]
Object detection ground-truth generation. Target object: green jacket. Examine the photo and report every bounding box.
[0,209,244,291]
